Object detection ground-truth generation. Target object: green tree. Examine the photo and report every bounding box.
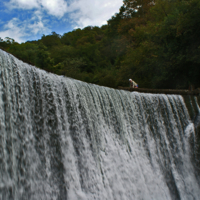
[40,32,61,48]
[8,42,38,65]
[36,44,54,71]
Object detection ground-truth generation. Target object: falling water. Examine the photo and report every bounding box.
[0,49,200,200]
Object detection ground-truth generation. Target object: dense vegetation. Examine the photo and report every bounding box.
[1,0,200,89]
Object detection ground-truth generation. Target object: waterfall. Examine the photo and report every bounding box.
[0,49,200,200]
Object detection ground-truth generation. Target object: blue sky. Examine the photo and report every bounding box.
[0,0,123,43]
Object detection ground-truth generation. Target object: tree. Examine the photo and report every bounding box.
[40,32,61,48]
[120,0,154,18]
[36,44,54,71]
[5,37,15,44]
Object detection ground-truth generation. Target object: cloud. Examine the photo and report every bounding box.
[7,0,40,10]
[0,12,49,43]
[68,0,123,28]
[27,11,49,34]
[7,0,123,26]
[39,0,68,18]
[0,18,25,43]
[2,0,123,42]
[7,0,68,17]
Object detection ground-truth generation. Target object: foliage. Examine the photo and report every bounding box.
[1,0,200,89]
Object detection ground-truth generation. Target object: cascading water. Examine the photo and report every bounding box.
[0,49,200,200]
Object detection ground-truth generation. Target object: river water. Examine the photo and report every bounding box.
[0,49,200,200]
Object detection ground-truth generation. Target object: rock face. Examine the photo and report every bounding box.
[183,95,200,176]
[118,86,200,96]
[183,96,200,126]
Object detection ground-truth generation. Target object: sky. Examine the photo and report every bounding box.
[0,0,123,43]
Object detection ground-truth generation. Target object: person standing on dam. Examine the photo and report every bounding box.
[129,79,138,88]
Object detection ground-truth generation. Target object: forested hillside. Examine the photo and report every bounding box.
[1,0,200,89]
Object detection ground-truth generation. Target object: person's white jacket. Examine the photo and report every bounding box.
[129,79,137,88]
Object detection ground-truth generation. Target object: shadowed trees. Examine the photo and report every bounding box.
[1,0,200,89]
